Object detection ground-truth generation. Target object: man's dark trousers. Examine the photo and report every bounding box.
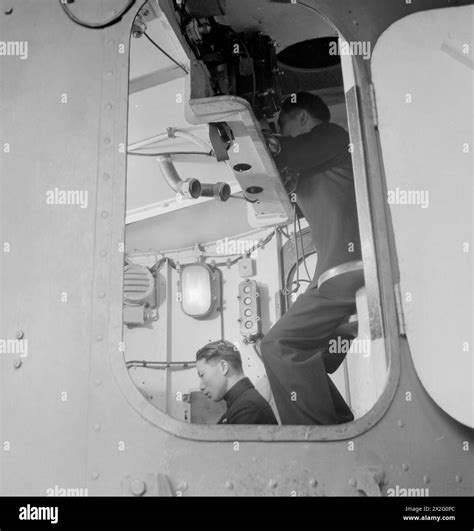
[260,281,356,425]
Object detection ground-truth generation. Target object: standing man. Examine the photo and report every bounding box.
[259,92,362,425]
[196,340,278,425]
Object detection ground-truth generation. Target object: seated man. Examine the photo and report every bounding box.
[259,92,361,425]
[196,340,278,425]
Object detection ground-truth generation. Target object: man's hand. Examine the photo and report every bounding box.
[259,125,281,156]
[258,117,271,132]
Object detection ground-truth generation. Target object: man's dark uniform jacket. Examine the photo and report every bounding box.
[217,377,278,424]
[273,122,362,279]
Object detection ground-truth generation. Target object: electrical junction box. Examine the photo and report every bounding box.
[238,257,255,278]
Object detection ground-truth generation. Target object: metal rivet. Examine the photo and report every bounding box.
[104,137,111,145]
[105,70,113,78]
[16,330,24,340]
[95,379,102,386]
[397,419,404,428]
[101,211,109,219]
[105,103,113,110]
[225,481,234,490]
[402,464,409,471]
[103,173,110,181]
[455,474,462,483]
[93,424,101,432]
[100,250,107,258]
[91,472,99,480]
[268,479,277,489]
[130,479,146,496]
[309,478,318,488]
[348,478,356,487]
[98,292,106,299]
[423,475,430,484]
[13,359,22,369]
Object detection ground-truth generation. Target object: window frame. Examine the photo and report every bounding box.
[110,4,402,442]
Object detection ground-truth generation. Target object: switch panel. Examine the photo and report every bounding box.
[237,279,261,343]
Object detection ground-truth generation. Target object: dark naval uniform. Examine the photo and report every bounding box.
[260,122,361,425]
[217,377,278,425]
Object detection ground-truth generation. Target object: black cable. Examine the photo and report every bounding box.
[143,32,188,74]
[228,192,258,204]
[252,343,263,361]
[292,203,300,292]
[128,150,214,157]
[126,360,196,369]
[296,214,312,281]
[237,37,257,107]
[59,0,136,29]
[278,226,291,239]
[283,204,301,296]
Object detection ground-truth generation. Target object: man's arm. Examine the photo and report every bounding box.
[273,123,350,173]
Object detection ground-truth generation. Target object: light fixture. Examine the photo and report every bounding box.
[179,263,221,318]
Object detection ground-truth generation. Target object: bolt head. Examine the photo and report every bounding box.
[130,479,147,496]
[16,331,24,340]
[14,359,22,369]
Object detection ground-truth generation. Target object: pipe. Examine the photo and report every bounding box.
[128,129,211,152]
[200,182,231,201]
[128,132,168,151]
[174,130,212,152]
[156,155,201,199]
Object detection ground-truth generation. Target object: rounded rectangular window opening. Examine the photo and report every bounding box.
[119,0,395,440]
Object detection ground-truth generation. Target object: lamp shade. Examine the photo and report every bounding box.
[180,264,216,318]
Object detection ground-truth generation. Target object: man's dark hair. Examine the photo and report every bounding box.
[196,340,243,372]
[278,91,330,127]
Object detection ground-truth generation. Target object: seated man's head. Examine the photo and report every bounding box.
[278,91,330,137]
[196,340,244,401]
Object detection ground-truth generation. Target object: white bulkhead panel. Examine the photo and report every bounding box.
[371,6,473,427]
